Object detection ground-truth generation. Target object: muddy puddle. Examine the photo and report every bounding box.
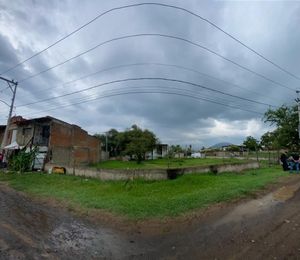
[215,182,300,227]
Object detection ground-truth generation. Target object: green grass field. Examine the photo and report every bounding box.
[93,158,246,169]
[0,166,286,219]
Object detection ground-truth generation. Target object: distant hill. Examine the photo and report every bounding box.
[210,142,233,149]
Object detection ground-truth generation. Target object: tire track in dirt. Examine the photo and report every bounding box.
[0,222,35,247]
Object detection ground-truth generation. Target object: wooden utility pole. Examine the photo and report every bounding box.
[0,76,18,150]
[296,91,300,139]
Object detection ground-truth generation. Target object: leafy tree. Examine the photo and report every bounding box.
[167,145,184,158]
[186,144,192,157]
[94,129,121,157]
[120,125,158,163]
[260,131,278,150]
[263,105,299,150]
[95,125,158,162]
[243,136,259,151]
[170,145,183,154]
[227,145,240,152]
[94,133,107,151]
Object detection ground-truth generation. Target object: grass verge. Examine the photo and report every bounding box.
[0,166,286,219]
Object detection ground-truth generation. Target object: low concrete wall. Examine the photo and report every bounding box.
[183,161,259,175]
[45,161,260,181]
[44,164,168,180]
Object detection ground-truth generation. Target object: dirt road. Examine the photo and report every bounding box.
[1,176,300,259]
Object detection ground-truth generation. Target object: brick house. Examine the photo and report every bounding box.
[0,116,101,169]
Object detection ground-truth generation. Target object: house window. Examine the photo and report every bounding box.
[42,125,50,138]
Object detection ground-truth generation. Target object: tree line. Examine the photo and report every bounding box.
[94,125,158,163]
[95,104,300,162]
[241,105,299,152]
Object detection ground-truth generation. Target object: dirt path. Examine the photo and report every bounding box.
[0,183,146,259]
[1,175,300,259]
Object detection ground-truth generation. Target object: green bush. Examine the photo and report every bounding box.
[9,149,36,173]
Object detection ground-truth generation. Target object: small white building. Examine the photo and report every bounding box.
[147,144,168,159]
[191,152,205,158]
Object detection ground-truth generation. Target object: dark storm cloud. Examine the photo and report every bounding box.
[0,34,19,71]
[0,0,299,146]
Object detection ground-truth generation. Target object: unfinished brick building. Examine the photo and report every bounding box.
[0,116,101,169]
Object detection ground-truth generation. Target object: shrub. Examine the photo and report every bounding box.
[9,149,37,173]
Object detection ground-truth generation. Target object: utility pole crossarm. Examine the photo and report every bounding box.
[0,76,16,85]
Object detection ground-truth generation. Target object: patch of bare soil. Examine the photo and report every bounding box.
[0,183,147,259]
[1,174,300,259]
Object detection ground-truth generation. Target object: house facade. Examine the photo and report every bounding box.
[0,116,101,168]
[146,144,168,159]
[153,144,168,159]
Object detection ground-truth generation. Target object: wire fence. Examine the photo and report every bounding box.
[203,150,280,166]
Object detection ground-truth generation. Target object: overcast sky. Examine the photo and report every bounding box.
[0,0,299,148]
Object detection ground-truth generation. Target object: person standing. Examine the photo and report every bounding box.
[280,152,289,171]
[293,153,300,174]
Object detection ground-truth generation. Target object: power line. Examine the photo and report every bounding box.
[18,77,274,109]
[34,85,261,112]
[20,62,283,105]
[1,2,298,81]
[17,77,275,108]
[21,88,264,118]
[18,33,295,92]
[35,84,258,111]
[0,99,10,107]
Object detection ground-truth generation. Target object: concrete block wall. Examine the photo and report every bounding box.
[51,146,71,165]
[49,121,100,166]
[182,161,260,175]
[50,121,73,147]
[44,163,168,180]
[72,125,88,147]
[45,161,259,181]
[87,135,101,163]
